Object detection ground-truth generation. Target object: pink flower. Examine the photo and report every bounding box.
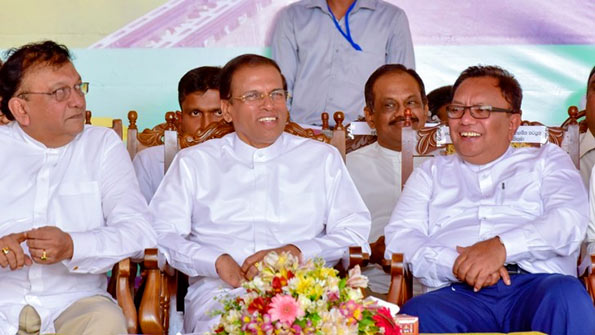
[268,295,304,325]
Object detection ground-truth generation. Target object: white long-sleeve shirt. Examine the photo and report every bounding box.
[150,131,370,279]
[385,144,587,289]
[132,145,165,203]
[0,122,156,334]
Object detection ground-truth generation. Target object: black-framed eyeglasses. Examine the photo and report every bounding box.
[17,82,89,103]
[446,104,518,119]
[231,89,288,105]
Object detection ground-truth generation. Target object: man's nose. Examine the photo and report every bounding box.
[69,89,86,108]
[459,108,476,124]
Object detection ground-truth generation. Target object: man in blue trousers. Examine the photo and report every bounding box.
[385,65,595,334]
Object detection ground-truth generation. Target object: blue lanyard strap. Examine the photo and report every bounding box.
[327,0,362,51]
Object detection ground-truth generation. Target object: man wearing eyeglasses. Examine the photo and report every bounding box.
[0,41,155,335]
[150,54,370,333]
[385,65,594,334]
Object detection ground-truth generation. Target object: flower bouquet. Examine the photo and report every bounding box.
[209,251,401,335]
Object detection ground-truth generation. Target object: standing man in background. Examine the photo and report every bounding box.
[271,0,415,126]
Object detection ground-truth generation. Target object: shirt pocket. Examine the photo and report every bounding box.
[499,172,542,215]
[345,48,385,86]
[54,181,103,232]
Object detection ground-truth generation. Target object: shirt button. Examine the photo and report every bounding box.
[73,266,79,270]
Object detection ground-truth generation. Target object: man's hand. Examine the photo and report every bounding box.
[475,266,511,291]
[241,245,302,281]
[215,254,245,288]
[26,227,74,264]
[0,232,32,270]
[452,237,507,291]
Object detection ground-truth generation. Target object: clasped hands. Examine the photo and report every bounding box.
[215,244,302,288]
[0,227,74,270]
[452,236,510,292]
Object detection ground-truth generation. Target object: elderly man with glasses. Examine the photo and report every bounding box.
[384,65,595,334]
[0,41,155,335]
[149,54,371,333]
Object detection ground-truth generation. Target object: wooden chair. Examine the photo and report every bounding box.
[85,110,123,139]
[138,118,369,334]
[385,106,583,306]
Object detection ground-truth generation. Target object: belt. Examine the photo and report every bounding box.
[505,264,530,275]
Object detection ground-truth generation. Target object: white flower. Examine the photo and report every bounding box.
[346,265,368,289]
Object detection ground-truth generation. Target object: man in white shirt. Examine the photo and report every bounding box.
[385,65,595,334]
[133,66,223,203]
[0,41,155,335]
[346,64,427,294]
[580,66,595,187]
[150,54,371,333]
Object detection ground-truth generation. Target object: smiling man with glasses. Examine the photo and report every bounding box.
[149,54,370,333]
[385,65,594,334]
[0,41,155,335]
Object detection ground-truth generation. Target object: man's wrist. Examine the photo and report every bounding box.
[494,236,507,262]
[215,253,231,275]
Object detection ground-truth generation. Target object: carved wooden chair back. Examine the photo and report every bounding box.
[126,110,177,161]
[85,110,123,139]
[386,106,582,306]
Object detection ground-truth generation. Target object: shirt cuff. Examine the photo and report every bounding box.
[62,231,98,273]
[497,230,527,263]
[194,247,224,278]
[291,239,322,261]
[434,247,459,283]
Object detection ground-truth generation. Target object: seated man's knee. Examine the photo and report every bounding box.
[55,296,127,335]
[535,274,588,303]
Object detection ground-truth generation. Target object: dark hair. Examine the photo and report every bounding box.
[588,66,595,88]
[427,85,453,117]
[0,41,71,120]
[452,65,522,113]
[219,54,286,100]
[364,64,427,110]
[178,66,221,107]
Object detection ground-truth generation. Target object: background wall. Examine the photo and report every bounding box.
[1,0,593,130]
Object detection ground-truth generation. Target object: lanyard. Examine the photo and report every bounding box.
[327,0,362,51]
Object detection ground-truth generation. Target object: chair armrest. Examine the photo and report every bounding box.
[139,248,177,335]
[112,258,138,334]
[347,246,370,269]
[383,253,413,306]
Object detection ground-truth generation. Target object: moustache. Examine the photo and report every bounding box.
[389,115,420,126]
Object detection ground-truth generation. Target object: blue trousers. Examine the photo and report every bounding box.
[401,273,595,335]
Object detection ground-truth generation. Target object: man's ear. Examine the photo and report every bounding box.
[508,111,522,140]
[221,100,233,123]
[364,106,375,129]
[8,97,30,126]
